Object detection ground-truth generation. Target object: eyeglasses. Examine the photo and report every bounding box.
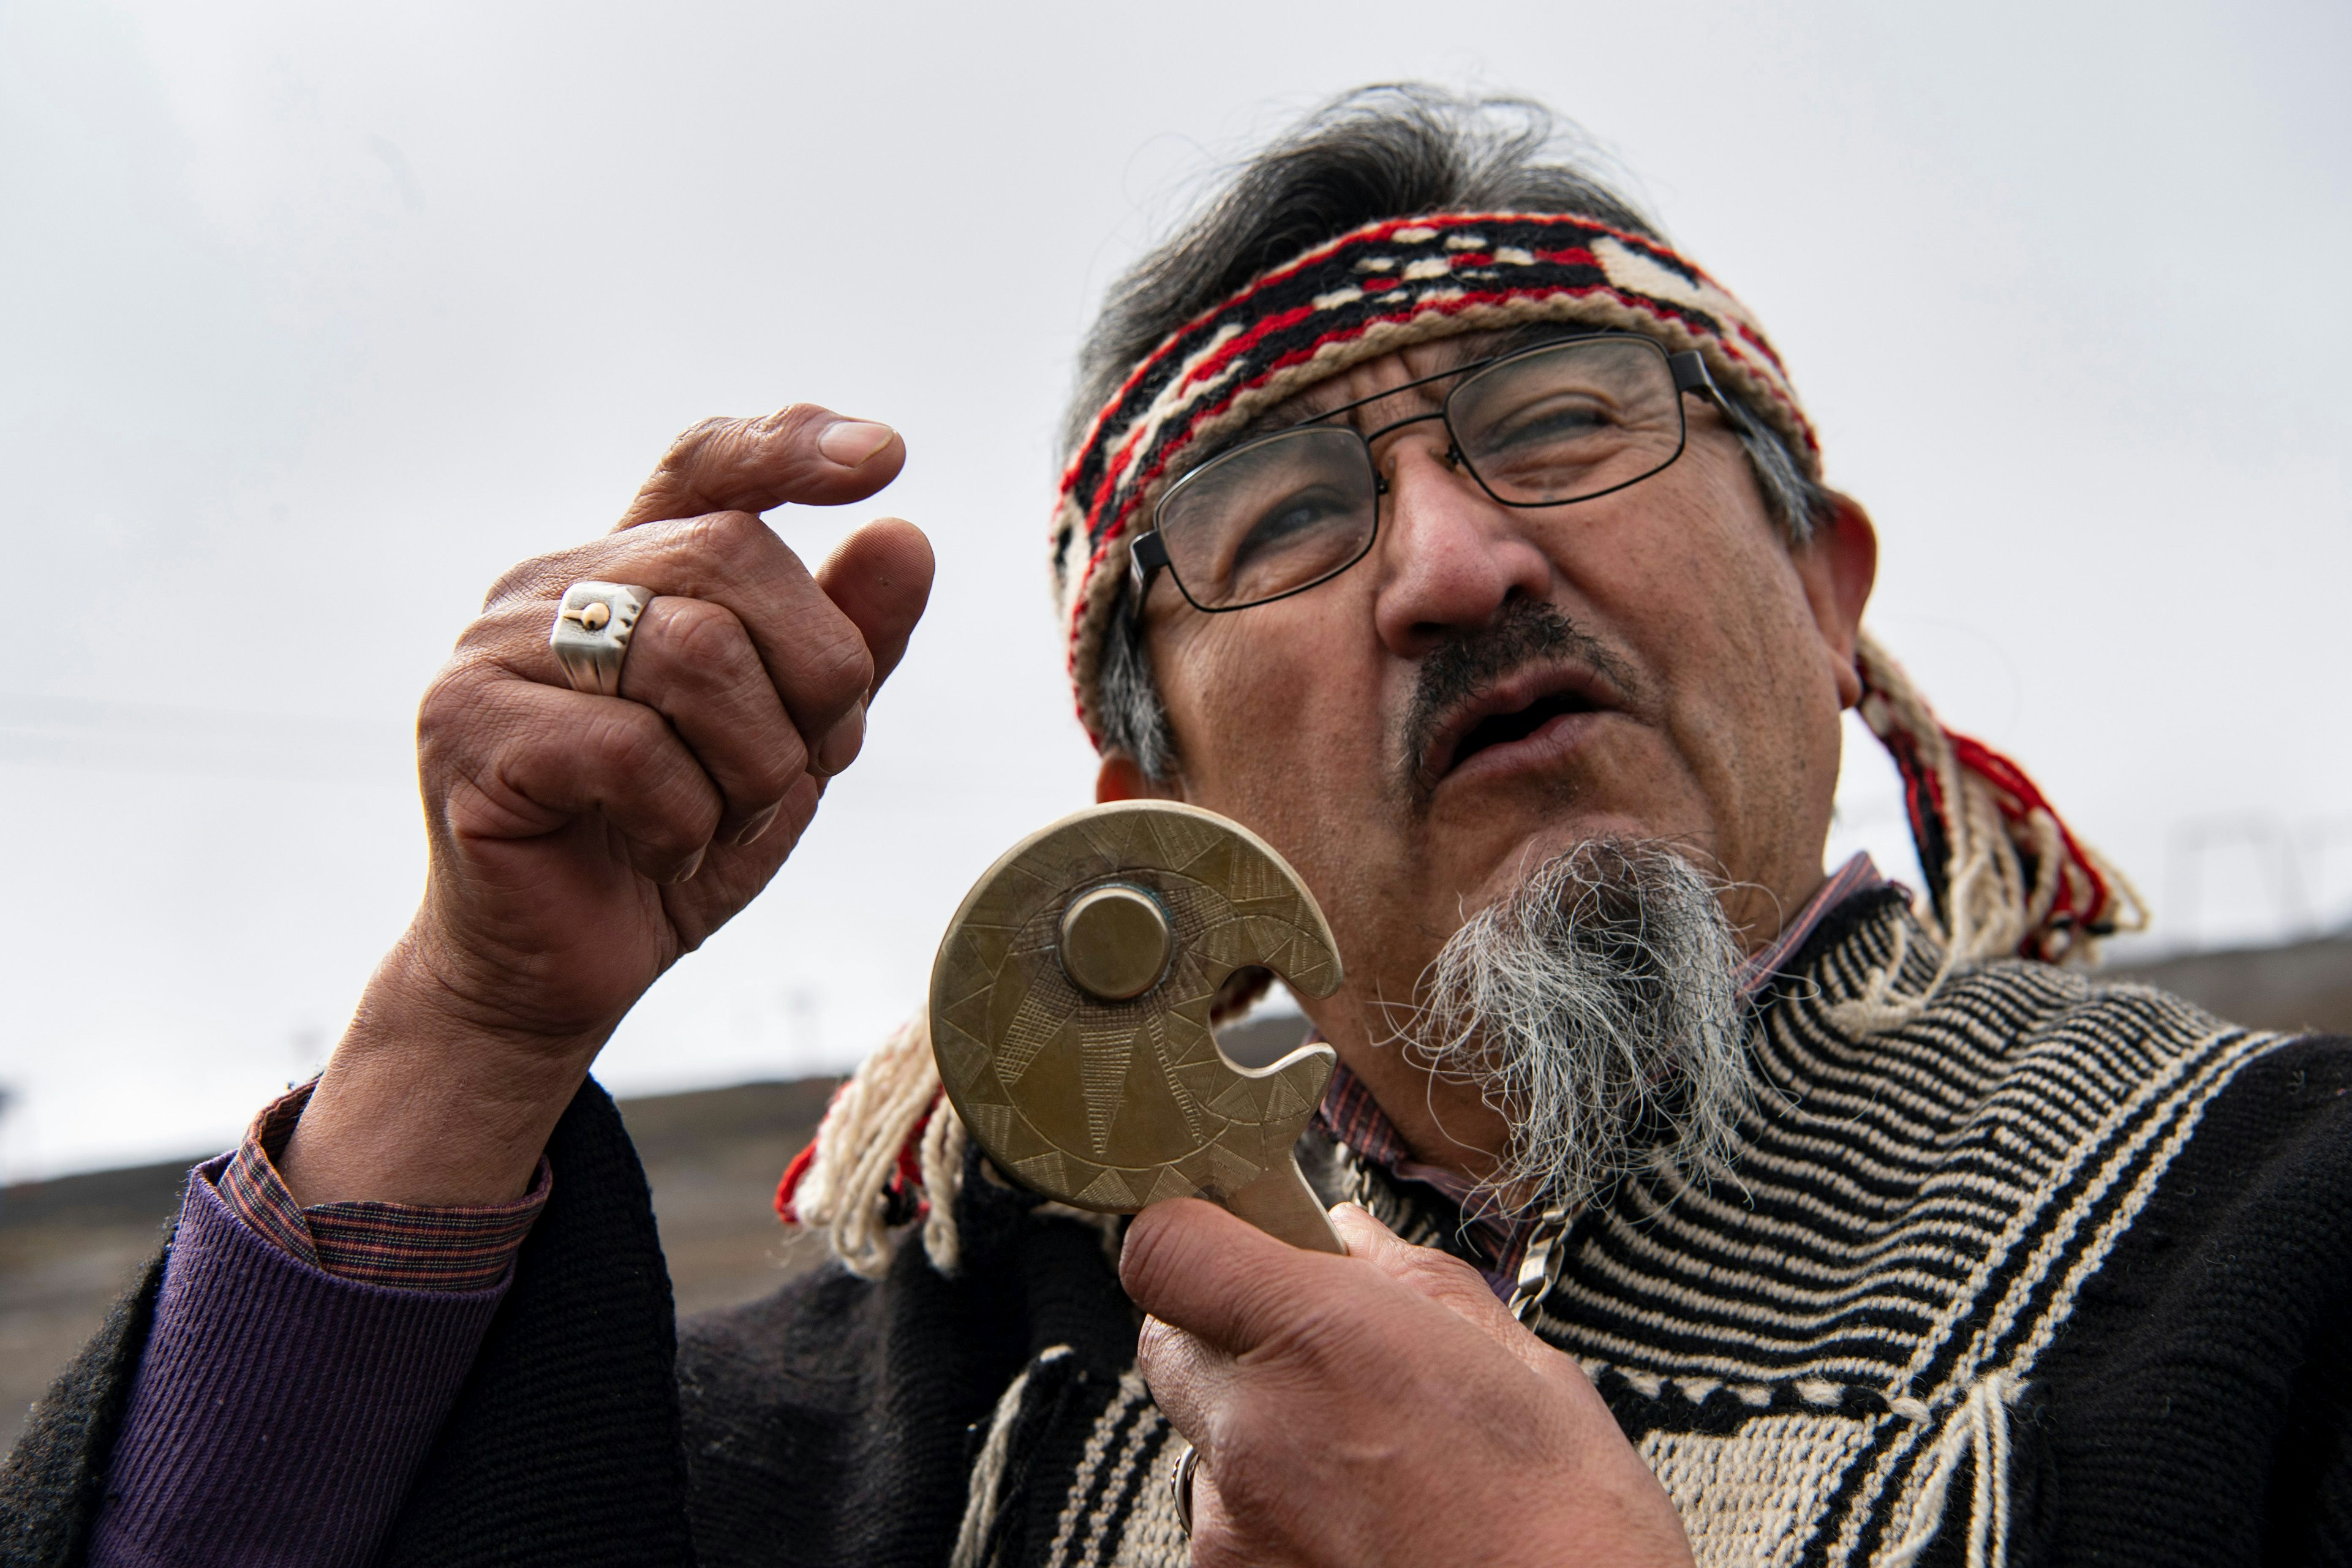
[1129,334,1724,613]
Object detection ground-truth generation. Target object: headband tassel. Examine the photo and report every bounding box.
[1855,632,2147,971]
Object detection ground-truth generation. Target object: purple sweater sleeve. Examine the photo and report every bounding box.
[87,1156,510,1568]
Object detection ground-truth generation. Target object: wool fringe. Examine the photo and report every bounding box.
[784,1014,967,1278]
[949,1354,1043,1568]
[1834,633,2147,1036]
[1877,1371,2021,1568]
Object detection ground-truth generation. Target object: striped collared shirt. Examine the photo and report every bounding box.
[217,1080,551,1292]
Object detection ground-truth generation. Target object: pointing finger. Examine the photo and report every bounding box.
[618,404,907,527]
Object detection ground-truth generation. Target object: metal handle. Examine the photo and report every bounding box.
[1222,1159,1347,1254]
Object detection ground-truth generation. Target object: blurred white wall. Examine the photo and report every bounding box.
[1,0,2344,1178]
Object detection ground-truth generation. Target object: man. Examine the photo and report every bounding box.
[6,87,2348,1568]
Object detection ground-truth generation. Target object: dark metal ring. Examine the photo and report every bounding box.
[1172,1442,1200,1538]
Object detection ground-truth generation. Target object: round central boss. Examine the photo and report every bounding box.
[1057,884,1172,1001]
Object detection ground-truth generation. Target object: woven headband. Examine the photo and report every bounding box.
[1050,211,1816,736]
[1049,211,2143,964]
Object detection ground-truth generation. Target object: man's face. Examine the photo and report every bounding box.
[1107,332,1875,1080]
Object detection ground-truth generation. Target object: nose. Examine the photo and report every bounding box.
[1368,439,1555,660]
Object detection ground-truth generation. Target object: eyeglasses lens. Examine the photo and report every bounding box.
[1153,426,1377,609]
[1447,337,1686,505]
[1152,336,1687,610]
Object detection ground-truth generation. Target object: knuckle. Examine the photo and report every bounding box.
[590,706,674,784]
[589,709,718,846]
[675,508,778,573]
[1211,1393,1280,1462]
[482,549,584,610]
[634,407,843,525]
[652,596,749,676]
[748,401,830,448]
[666,414,739,456]
[482,564,535,608]
[415,666,491,757]
[1396,1245,1483,1295]
[745,730,807,801]
[643,417,748,503]
[758,726,811,794]
[640,599,807,796]
[1205,1390,1305,1492]
[450,608,546,676]
[797,619,874,709]
[699,506,769,552]
[1261,1302,1356,1377]
[582,712,691,816]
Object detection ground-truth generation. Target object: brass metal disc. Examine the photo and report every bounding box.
[929,801,1344,1215]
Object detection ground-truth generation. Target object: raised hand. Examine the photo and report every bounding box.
[1121,1199,1694,1568]
[280,405,932,1207]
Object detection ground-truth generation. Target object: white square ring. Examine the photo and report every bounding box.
[549,582,654,698]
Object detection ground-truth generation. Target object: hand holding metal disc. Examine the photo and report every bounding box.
[929,801,1347,1252]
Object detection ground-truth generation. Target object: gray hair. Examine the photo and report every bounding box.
[1408,837,1754,1220]
[1071,85,1832,780]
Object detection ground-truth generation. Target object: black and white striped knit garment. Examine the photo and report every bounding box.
[952,889,2351,1568]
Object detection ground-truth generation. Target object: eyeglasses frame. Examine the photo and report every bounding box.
[1128,333,1727,614]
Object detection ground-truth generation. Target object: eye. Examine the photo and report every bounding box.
[1227,483,1357,570]
[1479,392,1616,451]
[1155,424,1376,605]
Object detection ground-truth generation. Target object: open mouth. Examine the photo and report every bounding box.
[1417,667,1620,792]
[1449,688,1602,771]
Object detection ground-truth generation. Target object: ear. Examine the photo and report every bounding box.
[1789,493,1878,710]
[1096,753,1186,804]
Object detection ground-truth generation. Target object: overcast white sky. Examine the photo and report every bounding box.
[1,0,2344,1180]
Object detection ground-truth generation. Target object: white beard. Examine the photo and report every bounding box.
[1409,839,1754,1220]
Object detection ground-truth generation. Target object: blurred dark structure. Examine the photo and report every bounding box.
[1,1078,839,1449]
[2109,932,2352,1038]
